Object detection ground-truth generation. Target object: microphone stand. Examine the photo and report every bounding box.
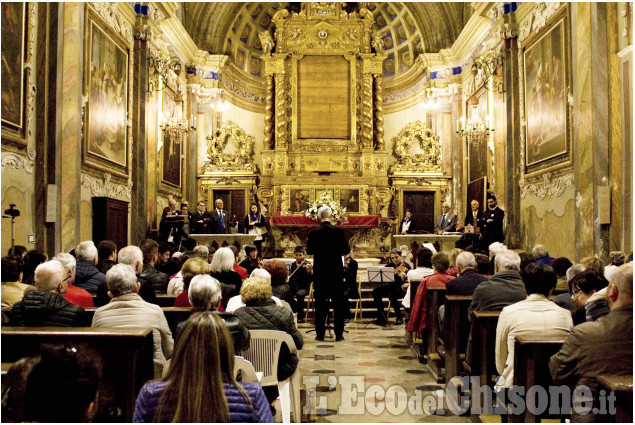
[2,215,16,256]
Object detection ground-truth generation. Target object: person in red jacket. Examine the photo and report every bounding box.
[53,253,94,307]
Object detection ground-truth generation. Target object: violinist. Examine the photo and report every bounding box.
[342,253,359,322]
[372,248,410,326]
[238,245,260,276]
[289,246,312,323]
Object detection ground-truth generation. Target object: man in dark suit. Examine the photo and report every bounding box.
[210,198,230,234]
[434,203,458,234]
[483,195,505,246]
[306,206,350,341]
[190,201,211,234]
[458,199,485,233]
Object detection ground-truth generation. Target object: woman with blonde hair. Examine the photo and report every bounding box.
[133,312,272,423]
[172,257,210,307]
[210,247,243,305]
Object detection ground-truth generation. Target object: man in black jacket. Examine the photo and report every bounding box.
[139,239,169,293]
[483,195,505,246]
[191,201,211,234]
[210,199,230,234]
[10,260,85,326]
[306,206,350,341]
[288,246,312,323]
[458,199,485,233]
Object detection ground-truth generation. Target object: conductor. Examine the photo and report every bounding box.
[306,206,350,341]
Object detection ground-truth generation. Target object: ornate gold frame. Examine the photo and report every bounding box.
[280,184,370,216]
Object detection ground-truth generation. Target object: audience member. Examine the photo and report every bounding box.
[469,250,526,319]
[92,264,173,378]
[408,252,454,335]
[210,247,243,302]
[551,257,573,292]
[21,249,48,286]
[173,258,211,307]
[96,240,117,274]
[176,274,250,351]
[1,355,40,422]
[74,241,105,294]
[238,245,260,275]
[22,344,102,422]
[225,269,288,312]
[229,245,248,280]
[474,253,491,276]
[166,250,193,295]
[550,263,633,422]
[181,237,197,251]
[402,247,434,311]
[155,243,172,275]
[53,253,94,307]
[552,263,587,312]
[446,248,463,277]
[487,242,507,274]
[580,255,604,275]
[446,252,489,296]
[531,244,554,265]
[570,270,610,324]
[604,250,625,281]
[289,245,312,322]
[133,312,272,422]
[263,259,294,308]
[10,260,85,326]
[7,245,28,259]
[207,246,217,263]
[193,244,209,261]
[1,255,34,308]
[517,251,534,272]
[234,277,303,403]
[139,239,169,293]
[494,263,573,390]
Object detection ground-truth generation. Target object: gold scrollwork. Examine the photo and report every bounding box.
[390,121,443,173]
[361,73,373,148]
[275,73,287,147]
[203,121,256,172]
[264,75,274,149]
[374,74,384,150]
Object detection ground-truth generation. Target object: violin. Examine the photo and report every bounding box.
[289,259,312,278]
[394,262,408,281]
[250,257,261,269]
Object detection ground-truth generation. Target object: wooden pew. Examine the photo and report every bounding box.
[416,287,445,371]
[442,295,472,384]
[155,293,177,307]
[1,327,154,422]
[511,335,567,422]
[597,375,633,423]
[82,306,192,336]
[464,311,500,418]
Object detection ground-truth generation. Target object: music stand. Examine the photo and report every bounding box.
[365,266,397,328]
[161,215,186,246]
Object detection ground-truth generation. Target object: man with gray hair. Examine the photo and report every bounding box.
[604,250,626,281]
[468,250,526,319]
[307,205,350,341]
[74,241,106,294]
[532,244,555,265]
[10,260,85,326]
[94,246,157,306]
[446,252,489,296]
[92,264,173,378]
[53,253,94,307]
[550,263,633,422]
[192,245,209,261]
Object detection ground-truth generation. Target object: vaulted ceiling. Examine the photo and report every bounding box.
[182,2,467,78]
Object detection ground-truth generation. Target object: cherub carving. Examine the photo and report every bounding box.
[372,30,386,56]
[259,30,275,55]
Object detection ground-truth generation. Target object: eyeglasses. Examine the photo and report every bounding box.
[570,289,582,298]
[58,276,71,287]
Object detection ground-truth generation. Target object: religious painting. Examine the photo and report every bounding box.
[290,188,310,213]
[84,10,129,174]
[315,189,334,201]
[467,90,488,183]
[340,189,359,213]
[523,8,571,173]
[1,2,25,130]
[161,90,181,187]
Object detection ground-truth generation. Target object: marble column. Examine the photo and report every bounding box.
[131,33,148,245]
[572,3,610,259]
[57,2,83,253]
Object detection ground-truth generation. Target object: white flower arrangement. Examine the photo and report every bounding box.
[305,191,348,222]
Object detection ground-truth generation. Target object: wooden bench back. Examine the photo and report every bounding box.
[443,295,472,383]
[1,327,154,422]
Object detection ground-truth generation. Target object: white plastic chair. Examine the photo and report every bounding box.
[237,330,301,423]
[234,355,263,383]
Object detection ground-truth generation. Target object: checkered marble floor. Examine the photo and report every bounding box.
[296,320,471,423]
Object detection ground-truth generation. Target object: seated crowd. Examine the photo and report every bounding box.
[1,238,304,423]
[1,236,632,422]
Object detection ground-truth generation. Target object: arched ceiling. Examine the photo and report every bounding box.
[182,2,466,78]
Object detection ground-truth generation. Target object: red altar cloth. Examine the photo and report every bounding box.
[270,215,380,228]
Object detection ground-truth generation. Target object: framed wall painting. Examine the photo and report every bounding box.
[522,7,572,175]
[83,7,130,177]
[289,188,310,213]
[161,89,182,188]
[1,2,25,132]
[340,189,360,213]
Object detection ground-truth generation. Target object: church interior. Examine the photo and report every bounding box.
[1,2,633,423]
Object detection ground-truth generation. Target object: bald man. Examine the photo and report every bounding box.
[9,260,85,327]
[549,263,633,422]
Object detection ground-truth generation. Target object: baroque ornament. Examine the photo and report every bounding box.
[1,152,34,174]
[390,121,443,173]
[81,172,133,200]
[91,2,134,45]
[519,172,574,200]
[519,2,563,44]
[202,121,256,172]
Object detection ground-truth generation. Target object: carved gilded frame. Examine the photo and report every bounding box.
[280,184,369,216]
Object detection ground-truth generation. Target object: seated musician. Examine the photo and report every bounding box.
[238,245,260,276]
[372,248,410,326]
[289,246,312,323]
[342,252,359,322]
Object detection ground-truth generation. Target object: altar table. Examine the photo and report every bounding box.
[393,234,462,253]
